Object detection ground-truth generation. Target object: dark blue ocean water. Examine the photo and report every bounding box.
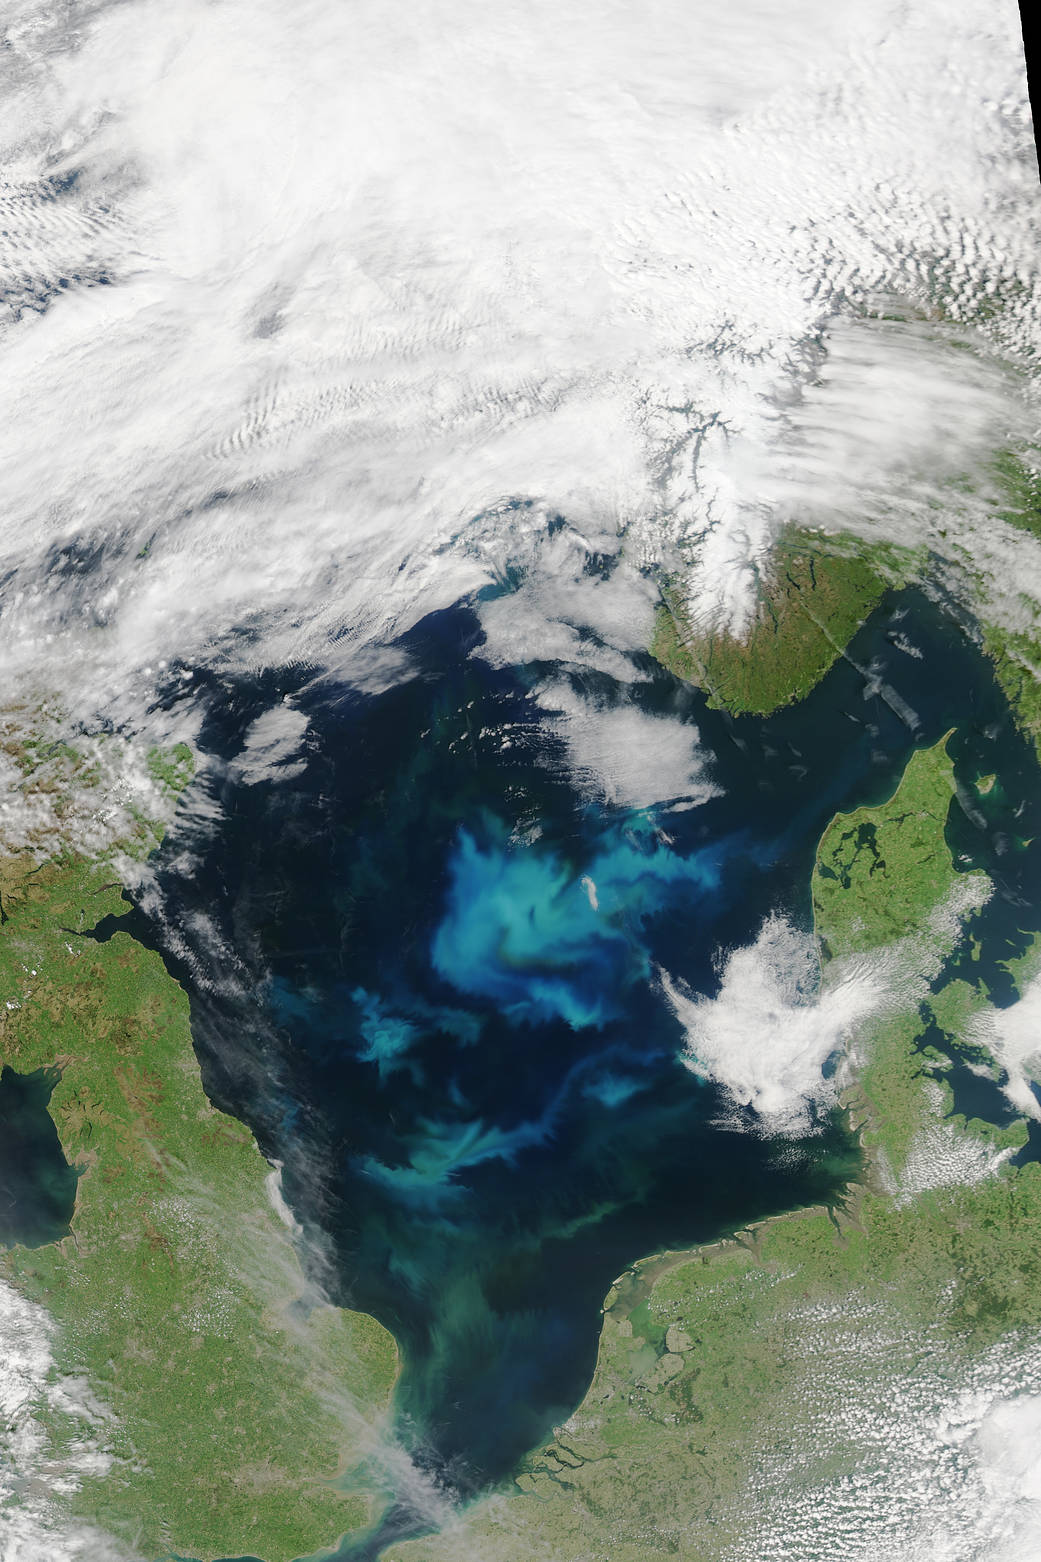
[89,578,1041,1558]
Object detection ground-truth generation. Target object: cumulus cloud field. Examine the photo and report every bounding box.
[732,1329,1041,1562]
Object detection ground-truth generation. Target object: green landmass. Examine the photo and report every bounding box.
[981,616,1041,745]
[647,486,1041,752]
[650,529,917,716]
[146,742,195,794]
[988,449,1041,543]
[812,734,965,960]
[963,446,1041,747]
[0,736,398,1562]
[385,736,1041,1562]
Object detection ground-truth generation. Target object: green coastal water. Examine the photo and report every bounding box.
[4,571,1039,1562]
[120,579,1041,1559]
[0,771,398,1562]
[382,736,1041,1562]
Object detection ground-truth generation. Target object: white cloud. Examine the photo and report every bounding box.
[0,0,1034,727]
[666,874,994,1133]
[732,1331,1041,1562]
[972,1394,1041,1558]
[472,515,660,679]
[472,518,725,812]
[0,1278,127,1562]
[231,701,310,786]
[971,974,1041,1123]
[536,681,719,811]
[0,4,1038,1541]
[895,1106,1014,1206]
[663,914,890,1130]
[0,708,181,865]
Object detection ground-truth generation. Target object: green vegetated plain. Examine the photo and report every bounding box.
[385,736,1041,1562]
[650,529,919,716]
[989,449,1041,543]
[973,446,1041,745]
[0,735,398,1562]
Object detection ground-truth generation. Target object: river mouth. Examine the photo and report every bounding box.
[124,581,1040,1546]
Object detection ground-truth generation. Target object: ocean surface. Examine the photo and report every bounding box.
[6,578,1041,1559]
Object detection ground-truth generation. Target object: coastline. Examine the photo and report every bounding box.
[0,731,400,1562]
[382,730,1041,1562]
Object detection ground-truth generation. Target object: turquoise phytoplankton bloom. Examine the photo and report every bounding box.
[431,824,723,1027]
